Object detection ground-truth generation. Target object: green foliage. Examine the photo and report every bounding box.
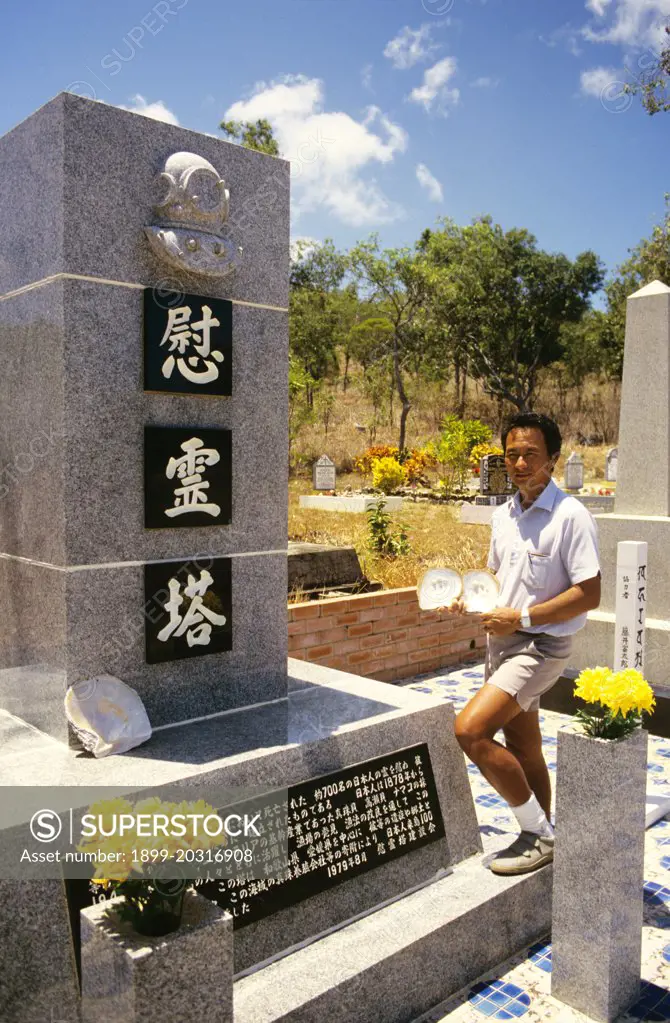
[430,415,492,493]
[574,706,644,740]
[605,195,670,377]
[366,501,411,557]
[371,456,405,495]
[623,28,670,115]
[219,118,280,156]
[290,240,350,385]
[288,354,315,462]
[422,217,604,409]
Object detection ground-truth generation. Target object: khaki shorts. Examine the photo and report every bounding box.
[484,632,573,713]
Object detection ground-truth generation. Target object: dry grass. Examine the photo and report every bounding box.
[293,369,620,476]
[289,476,491,591]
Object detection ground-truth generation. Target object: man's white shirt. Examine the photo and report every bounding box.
[487,477,601,637]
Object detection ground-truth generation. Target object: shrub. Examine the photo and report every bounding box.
[366,500,411,557]
[354,445,399,475]
[402,447,436,485]
[371,457,405,495]
[430,416,493,493]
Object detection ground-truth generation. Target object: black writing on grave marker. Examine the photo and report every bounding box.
[194,742,446,927]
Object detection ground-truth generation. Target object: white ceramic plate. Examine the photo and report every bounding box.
[461,570,500,613]
[417,568,462,610]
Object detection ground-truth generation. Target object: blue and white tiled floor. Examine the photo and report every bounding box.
[404,663,670,1023]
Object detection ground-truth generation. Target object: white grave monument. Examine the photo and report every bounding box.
[569,281,670,690]
[563,452,584,492]
[312,454,336,491]
[606,447,618,482]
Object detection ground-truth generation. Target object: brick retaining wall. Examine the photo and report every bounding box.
[288,587,486,683]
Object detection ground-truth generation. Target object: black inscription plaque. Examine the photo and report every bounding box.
[144,556,232,663]
[144,289,233,397]
[144,426,232,529]
[194,742,446,927]
[480,454,515,496]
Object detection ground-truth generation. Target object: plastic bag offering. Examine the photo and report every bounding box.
[64,675,152,757]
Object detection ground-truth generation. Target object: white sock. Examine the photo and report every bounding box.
[511,794,554,839]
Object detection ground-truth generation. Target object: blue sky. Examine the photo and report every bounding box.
[2,0,669,287]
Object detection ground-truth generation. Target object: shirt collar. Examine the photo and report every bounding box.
[512,477,559,515]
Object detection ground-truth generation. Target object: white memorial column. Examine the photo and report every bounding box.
[613,541,648,673]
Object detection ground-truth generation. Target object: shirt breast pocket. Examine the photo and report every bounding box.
[527,552,551,590]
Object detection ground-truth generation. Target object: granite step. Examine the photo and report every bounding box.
[233,851,552,1023]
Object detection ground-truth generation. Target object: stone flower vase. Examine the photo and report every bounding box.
[80,889,233,1023]
[551,726,648,1023]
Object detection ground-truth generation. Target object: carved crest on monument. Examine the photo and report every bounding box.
[144,151,242,278]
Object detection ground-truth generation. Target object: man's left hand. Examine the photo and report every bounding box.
[480,607,522,636]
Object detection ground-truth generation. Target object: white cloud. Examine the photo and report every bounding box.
[582,0,670,48]
[416,163,444,202]
[224,75,407,226]
[361,63,373,90]
[409,57,460,114]
[290,236,321,260]
[118,94,179,125]
[580,66,620,95]
[586,0,613,14]
[471,76,499,88]
[384,24,439,70]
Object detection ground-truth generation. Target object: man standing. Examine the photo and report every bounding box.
[450,412,600,875]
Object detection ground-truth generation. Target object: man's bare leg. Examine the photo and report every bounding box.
[502,710,551,819]
[454,684,532,808]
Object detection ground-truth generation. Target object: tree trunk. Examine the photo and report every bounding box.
[343,352,350,392]
[394,337,411,452]
[454,354,461,407]
[496,397,505,440]
[458,360,468,419]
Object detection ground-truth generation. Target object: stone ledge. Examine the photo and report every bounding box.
[234,852,552,1023]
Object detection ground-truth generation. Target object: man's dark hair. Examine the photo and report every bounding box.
[501,412,562,458]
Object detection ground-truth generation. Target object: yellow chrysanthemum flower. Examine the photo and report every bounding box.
[601,669,655,718]
[574,666,613,705]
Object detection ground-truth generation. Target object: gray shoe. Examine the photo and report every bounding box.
[489,831,554,876]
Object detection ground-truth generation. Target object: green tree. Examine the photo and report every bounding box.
[219,118,280,156]
[289,240,349,397]
[348,238,430,451]
[605,195,670,374]
[423,217,604,411]
[624,26,670,114]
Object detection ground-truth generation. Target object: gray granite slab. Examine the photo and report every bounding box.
[0,95,64,294]
[0,551,287,740]
[616,282,670,516]
[1,663,482,977]
[0,282,67,565]
[552,727,647,1021]
[0,878,80,1023]
[233,852,552,1023]
[0,279,288,565]
[81,890,233,1023]
[0,93,290,309]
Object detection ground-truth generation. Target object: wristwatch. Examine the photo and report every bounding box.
[520,606,532,629]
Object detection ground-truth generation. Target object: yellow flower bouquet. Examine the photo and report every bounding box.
[78,796,223,937]
[573,666,655,739]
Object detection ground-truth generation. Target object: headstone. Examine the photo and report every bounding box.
[563,452,584,492]
[313,454,336,491]
[479,455,514,497]
[614,540,648,673]
[605,446,618,482]
[616,281,670,514]
[0,92,290,740]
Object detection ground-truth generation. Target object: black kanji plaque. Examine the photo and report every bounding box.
[144,289,233,396]
[144,557,232,663]
[195,742,446,927]
[144,426,232,529]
